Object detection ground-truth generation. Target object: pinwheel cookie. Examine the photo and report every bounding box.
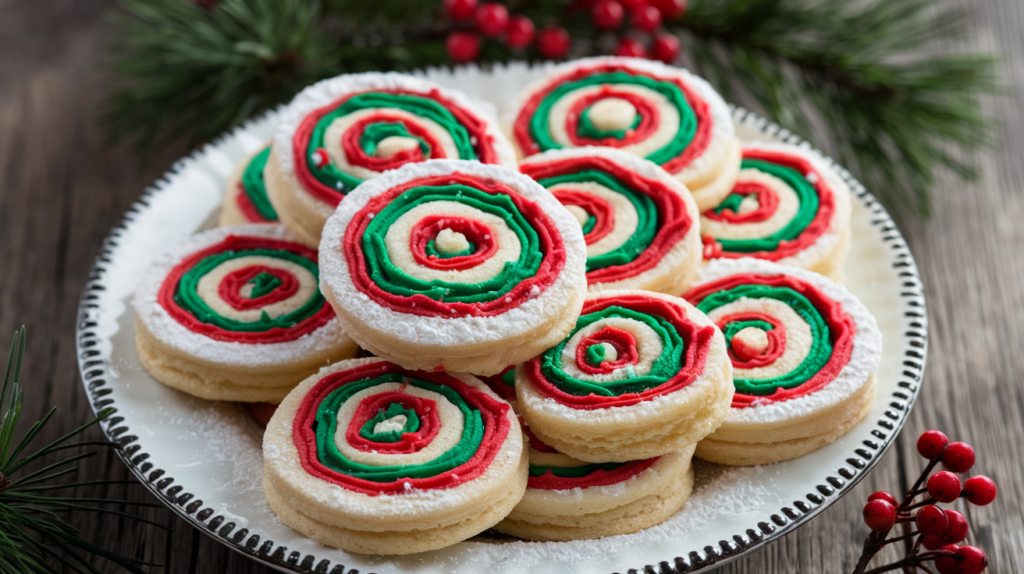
[266,73,517,247]
[262,358,528,555]
[684,259,881,465]
[220,143,279,226]
[515,290,733,463]
[505,56,740,211]
[318,160,588,376]
[699,142,852,281]
[132,224,357,403]
[519,147,701,295]
[494,420,695,541]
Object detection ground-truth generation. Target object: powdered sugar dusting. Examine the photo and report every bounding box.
[273,72,517,175]
[694,258,882,424]
[370,461,771,574]
[318,160,588,349]
[131,223,351,367]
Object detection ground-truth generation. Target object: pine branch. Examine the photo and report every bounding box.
[102,0,339,147]
[679,0,998,217]
[100,0,998,217]
[0,328,167,573]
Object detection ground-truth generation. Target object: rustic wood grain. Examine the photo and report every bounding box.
[0,0,1021,572]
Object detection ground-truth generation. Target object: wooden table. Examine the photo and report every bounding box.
[2,0,1021,572]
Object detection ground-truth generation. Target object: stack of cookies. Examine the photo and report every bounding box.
[132,57,881,555]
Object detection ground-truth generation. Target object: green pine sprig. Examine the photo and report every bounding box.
[678,0,998,217]
[0,328,166,574]
[100,0,998,218]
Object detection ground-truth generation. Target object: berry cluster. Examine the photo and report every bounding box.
[854,430,996,574]
[443,0,685,64]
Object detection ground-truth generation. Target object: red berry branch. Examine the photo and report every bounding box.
[442,0,685,64]
[852,430,997,574]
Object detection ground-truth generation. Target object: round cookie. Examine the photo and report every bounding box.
[519,147,702,295]
[132,224,357,403]
[494,420,695,541]
[266,73,518,247]
[683,258,881,466]
[504,56,741,211]
[515,289,734,463]
[220,144,279,226]
[318,159,588,376]
[262,358,528,555]
[699,142,852,281]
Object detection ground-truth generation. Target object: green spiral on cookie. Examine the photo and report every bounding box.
[293,87,507,206]
[539,304,686,397]
[523,293,715,408]
[342,172,568,317]
[684,271,855,407]
[537,169,658,273]
[699,146,838,261]
[235,146,279,222]
[313,375,484,482]
[512,63,713,174]
[292,361,512,495]
[158,234,333,343]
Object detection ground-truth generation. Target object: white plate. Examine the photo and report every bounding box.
[76,63,927,574]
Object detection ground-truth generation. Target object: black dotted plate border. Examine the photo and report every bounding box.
[75,95,927,574]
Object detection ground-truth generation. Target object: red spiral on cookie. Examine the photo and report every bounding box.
[291,361,512,495]
[699,142,850,267]
[508,57,735,181]
[520,147,700,292]
[276,73,517,208]
[684,259,880,409]
[156,231,333,344]
[523,291,717,410]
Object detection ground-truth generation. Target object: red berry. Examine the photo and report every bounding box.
[955,546,988,574]
[620,0,647,9]
[935,545,960,574]
[592,0,625,29]
[942,442,976,473]
[963,475,997,505]
[631,5,662,32]
[505,15,534,49]
[928,471,963,503]
[916,504,949,536]
[475,3,509,37]
[444,0,477,21]
[918,429,950,459]
[446,31,481,63]
[923,535,945,550]
[862,499,896,532]
[651,33,681,63]
[867,491,899,506]
[940,509,969,544]
[650,0,686,19]
[537,26,571,59]
[615,37,647,58]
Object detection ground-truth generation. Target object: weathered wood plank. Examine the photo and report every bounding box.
[0,0,1021,572]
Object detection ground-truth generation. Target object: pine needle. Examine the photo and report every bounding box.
[99,0,999,217]
[0,329,167,573]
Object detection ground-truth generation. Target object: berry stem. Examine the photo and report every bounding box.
[904,498,938,511]
[852,531,888,574]
[899,520,914,565]
[881,530,920,545]
[908,533,926,558]
[901,456,942,510]
[853,448,946,574]
[861,556,926,574]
